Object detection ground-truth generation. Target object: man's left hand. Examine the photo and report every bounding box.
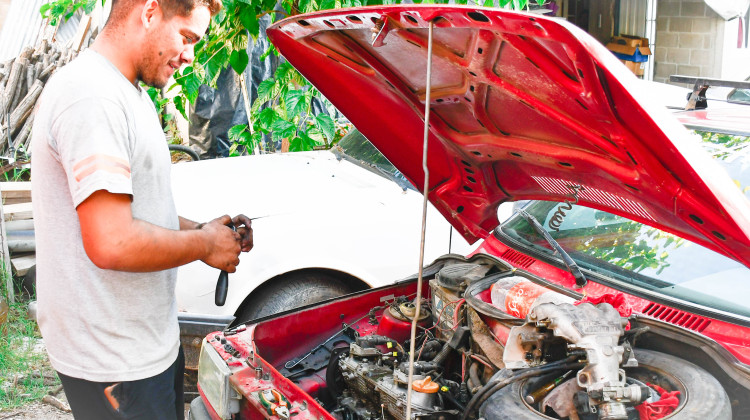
[232,214,254,252]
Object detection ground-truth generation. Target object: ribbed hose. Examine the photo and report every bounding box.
[432,341,452,365]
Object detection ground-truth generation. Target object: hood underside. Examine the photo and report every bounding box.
[267,6,750,267]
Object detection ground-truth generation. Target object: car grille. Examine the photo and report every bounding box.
[643,303,711,332]
[500,249,536,268]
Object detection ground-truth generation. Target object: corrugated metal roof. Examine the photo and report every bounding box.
[0,0,79,62]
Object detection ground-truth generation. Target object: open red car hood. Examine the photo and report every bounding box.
[267,6,750,267]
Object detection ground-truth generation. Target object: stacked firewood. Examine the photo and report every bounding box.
[0,40,79,155]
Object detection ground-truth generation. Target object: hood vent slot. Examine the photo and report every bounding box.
[500,249,535,268]
[643,303,711,332]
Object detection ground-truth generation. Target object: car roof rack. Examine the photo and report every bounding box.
[669,75,750,111]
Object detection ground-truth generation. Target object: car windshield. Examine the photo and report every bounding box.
[498,130,750,319]
[335,129,414,190]
[727,75,750,105]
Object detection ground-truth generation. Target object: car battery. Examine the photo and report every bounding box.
[430,263,489,341]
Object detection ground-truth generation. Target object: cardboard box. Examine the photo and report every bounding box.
[619,59,646,76]
[607,35,651,75]
[611,35,649,48]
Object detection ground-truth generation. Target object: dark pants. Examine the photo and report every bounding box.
[58,346,185,420]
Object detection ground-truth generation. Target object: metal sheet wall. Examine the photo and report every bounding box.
[619,0,647,37]
[0,0,78,62]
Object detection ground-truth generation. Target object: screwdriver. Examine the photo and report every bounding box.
[215,222,236,306]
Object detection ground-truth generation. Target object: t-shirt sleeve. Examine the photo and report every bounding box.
[50,97,134,207]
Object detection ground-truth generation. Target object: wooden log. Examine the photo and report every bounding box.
[34,62,43,81]
[8,80,43,136]
[22,126,32,151]
[34,39,49,57]
[12,112,34,151]
[0,58,27,116]
[10,67,27,111]
[18,47,33,61]
[26,64,35,92]
[38,63,56,81]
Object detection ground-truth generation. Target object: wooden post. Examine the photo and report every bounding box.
[238,73,256,154]
[0,184,14,305]
[71,15,92,53]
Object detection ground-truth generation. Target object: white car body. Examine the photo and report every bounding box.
[171,149,475,316]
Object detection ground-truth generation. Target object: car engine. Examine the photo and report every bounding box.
[293,262,732,420]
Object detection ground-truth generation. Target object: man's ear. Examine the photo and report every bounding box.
[141,0,161,28]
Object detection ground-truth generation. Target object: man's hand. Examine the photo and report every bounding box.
[231,214,253,252]
[199,215,242,272]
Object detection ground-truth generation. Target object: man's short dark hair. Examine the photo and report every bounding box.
[108,0,222,25]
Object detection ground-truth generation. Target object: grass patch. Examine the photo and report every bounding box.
[1,273,60,410]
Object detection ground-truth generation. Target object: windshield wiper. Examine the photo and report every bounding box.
[516,209,587,288]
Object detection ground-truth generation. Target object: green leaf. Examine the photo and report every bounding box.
[238,5,260,36]
[257,78,276,102]
[284,90,307,117]
[258,107,279,129]
[274,61,294,84]
[228,124,249,142]
[229,49,249,74]
[315,114,335,142]
[174,96,188,120]
[320,0,335,10]
[181,69,202,103]
[290,133,316,152]
[270,119,297,140]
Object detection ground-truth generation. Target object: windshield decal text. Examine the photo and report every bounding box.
[548,185,585,232]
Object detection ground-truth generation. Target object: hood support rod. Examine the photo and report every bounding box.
[406,19,434,420]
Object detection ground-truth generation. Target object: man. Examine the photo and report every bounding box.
[30,1,249,418]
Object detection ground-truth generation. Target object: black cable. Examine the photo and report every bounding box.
[461,355,585,420]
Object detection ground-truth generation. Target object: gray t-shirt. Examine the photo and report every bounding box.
[31,50,180,382]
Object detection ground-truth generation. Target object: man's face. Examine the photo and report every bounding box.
[138,5,210,88]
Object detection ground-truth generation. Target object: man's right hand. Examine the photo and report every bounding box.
[199,215,242,272]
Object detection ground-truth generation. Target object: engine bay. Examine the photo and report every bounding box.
[203,258,748,420]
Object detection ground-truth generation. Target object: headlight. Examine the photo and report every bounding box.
[197,338,240,419]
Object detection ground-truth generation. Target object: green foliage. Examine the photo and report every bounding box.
[40,0,101,25]
[572,223,684,275]
[0,271,59,410]
[41,0,545,152]
[695,130,750,197]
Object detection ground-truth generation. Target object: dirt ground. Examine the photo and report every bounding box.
[0,336,191,419]
[0,396,191,419]
[0,399,73,420]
